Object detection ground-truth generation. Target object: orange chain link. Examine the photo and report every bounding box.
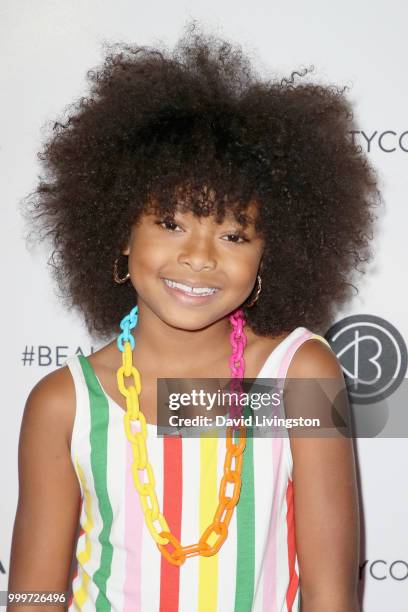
[116,307,247,566]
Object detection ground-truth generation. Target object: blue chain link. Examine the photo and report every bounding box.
[117,305,139,352]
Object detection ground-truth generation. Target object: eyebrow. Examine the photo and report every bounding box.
[171,207,255,226]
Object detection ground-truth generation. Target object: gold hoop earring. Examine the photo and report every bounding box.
[113,257,130,284]
[245,273,262,308]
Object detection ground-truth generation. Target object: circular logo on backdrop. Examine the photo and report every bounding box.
[324,315,407,405]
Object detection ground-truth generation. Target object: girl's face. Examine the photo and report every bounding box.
[122,198,264,330]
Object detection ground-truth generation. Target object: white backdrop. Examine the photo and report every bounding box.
[1,1,407,610]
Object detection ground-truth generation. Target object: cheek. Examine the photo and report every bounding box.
[228,258,259,287]
[131,253,157,276]
[128,235,169,277]
[126,222,161,284]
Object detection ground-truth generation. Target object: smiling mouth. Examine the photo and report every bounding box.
[162,277,219,296]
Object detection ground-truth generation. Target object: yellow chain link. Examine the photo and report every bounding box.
[117,340,247,565]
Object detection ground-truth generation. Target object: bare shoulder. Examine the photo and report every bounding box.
[25,362,77,449]
[26,338,117,447]
[287,336,343,379]
[285,335,347,435]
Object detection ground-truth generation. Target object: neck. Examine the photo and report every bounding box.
[129,300,249,371]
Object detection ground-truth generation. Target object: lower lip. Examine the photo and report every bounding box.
[162,279,220,304]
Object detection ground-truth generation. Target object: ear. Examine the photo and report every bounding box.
[122,245,130,256]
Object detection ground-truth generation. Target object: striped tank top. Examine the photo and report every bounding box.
[65,326,330,612]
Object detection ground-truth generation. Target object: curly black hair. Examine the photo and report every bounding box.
[23,21,381,341]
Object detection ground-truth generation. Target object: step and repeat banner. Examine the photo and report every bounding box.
[1,1,407,610]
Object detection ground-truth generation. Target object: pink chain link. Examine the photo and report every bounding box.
[228,308,247,420]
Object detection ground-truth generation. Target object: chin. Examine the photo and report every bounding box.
[160,310,221,331]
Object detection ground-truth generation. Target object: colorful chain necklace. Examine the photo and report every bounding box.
[116,304,248,566]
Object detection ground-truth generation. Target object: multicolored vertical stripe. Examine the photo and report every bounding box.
[65,327,330,611]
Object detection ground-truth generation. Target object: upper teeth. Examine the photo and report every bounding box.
[164,278,217,295]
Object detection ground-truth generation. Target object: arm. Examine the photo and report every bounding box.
[7,366,82,611]
[286,339,360,612]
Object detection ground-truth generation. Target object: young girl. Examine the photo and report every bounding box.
[9,23,379,612]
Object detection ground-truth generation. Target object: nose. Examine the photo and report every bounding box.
[178,232,217,272]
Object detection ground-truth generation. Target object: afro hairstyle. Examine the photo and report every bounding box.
[23,21,381,341]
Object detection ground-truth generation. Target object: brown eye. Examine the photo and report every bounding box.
[223,233,248,243]
[155,219,181,232]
